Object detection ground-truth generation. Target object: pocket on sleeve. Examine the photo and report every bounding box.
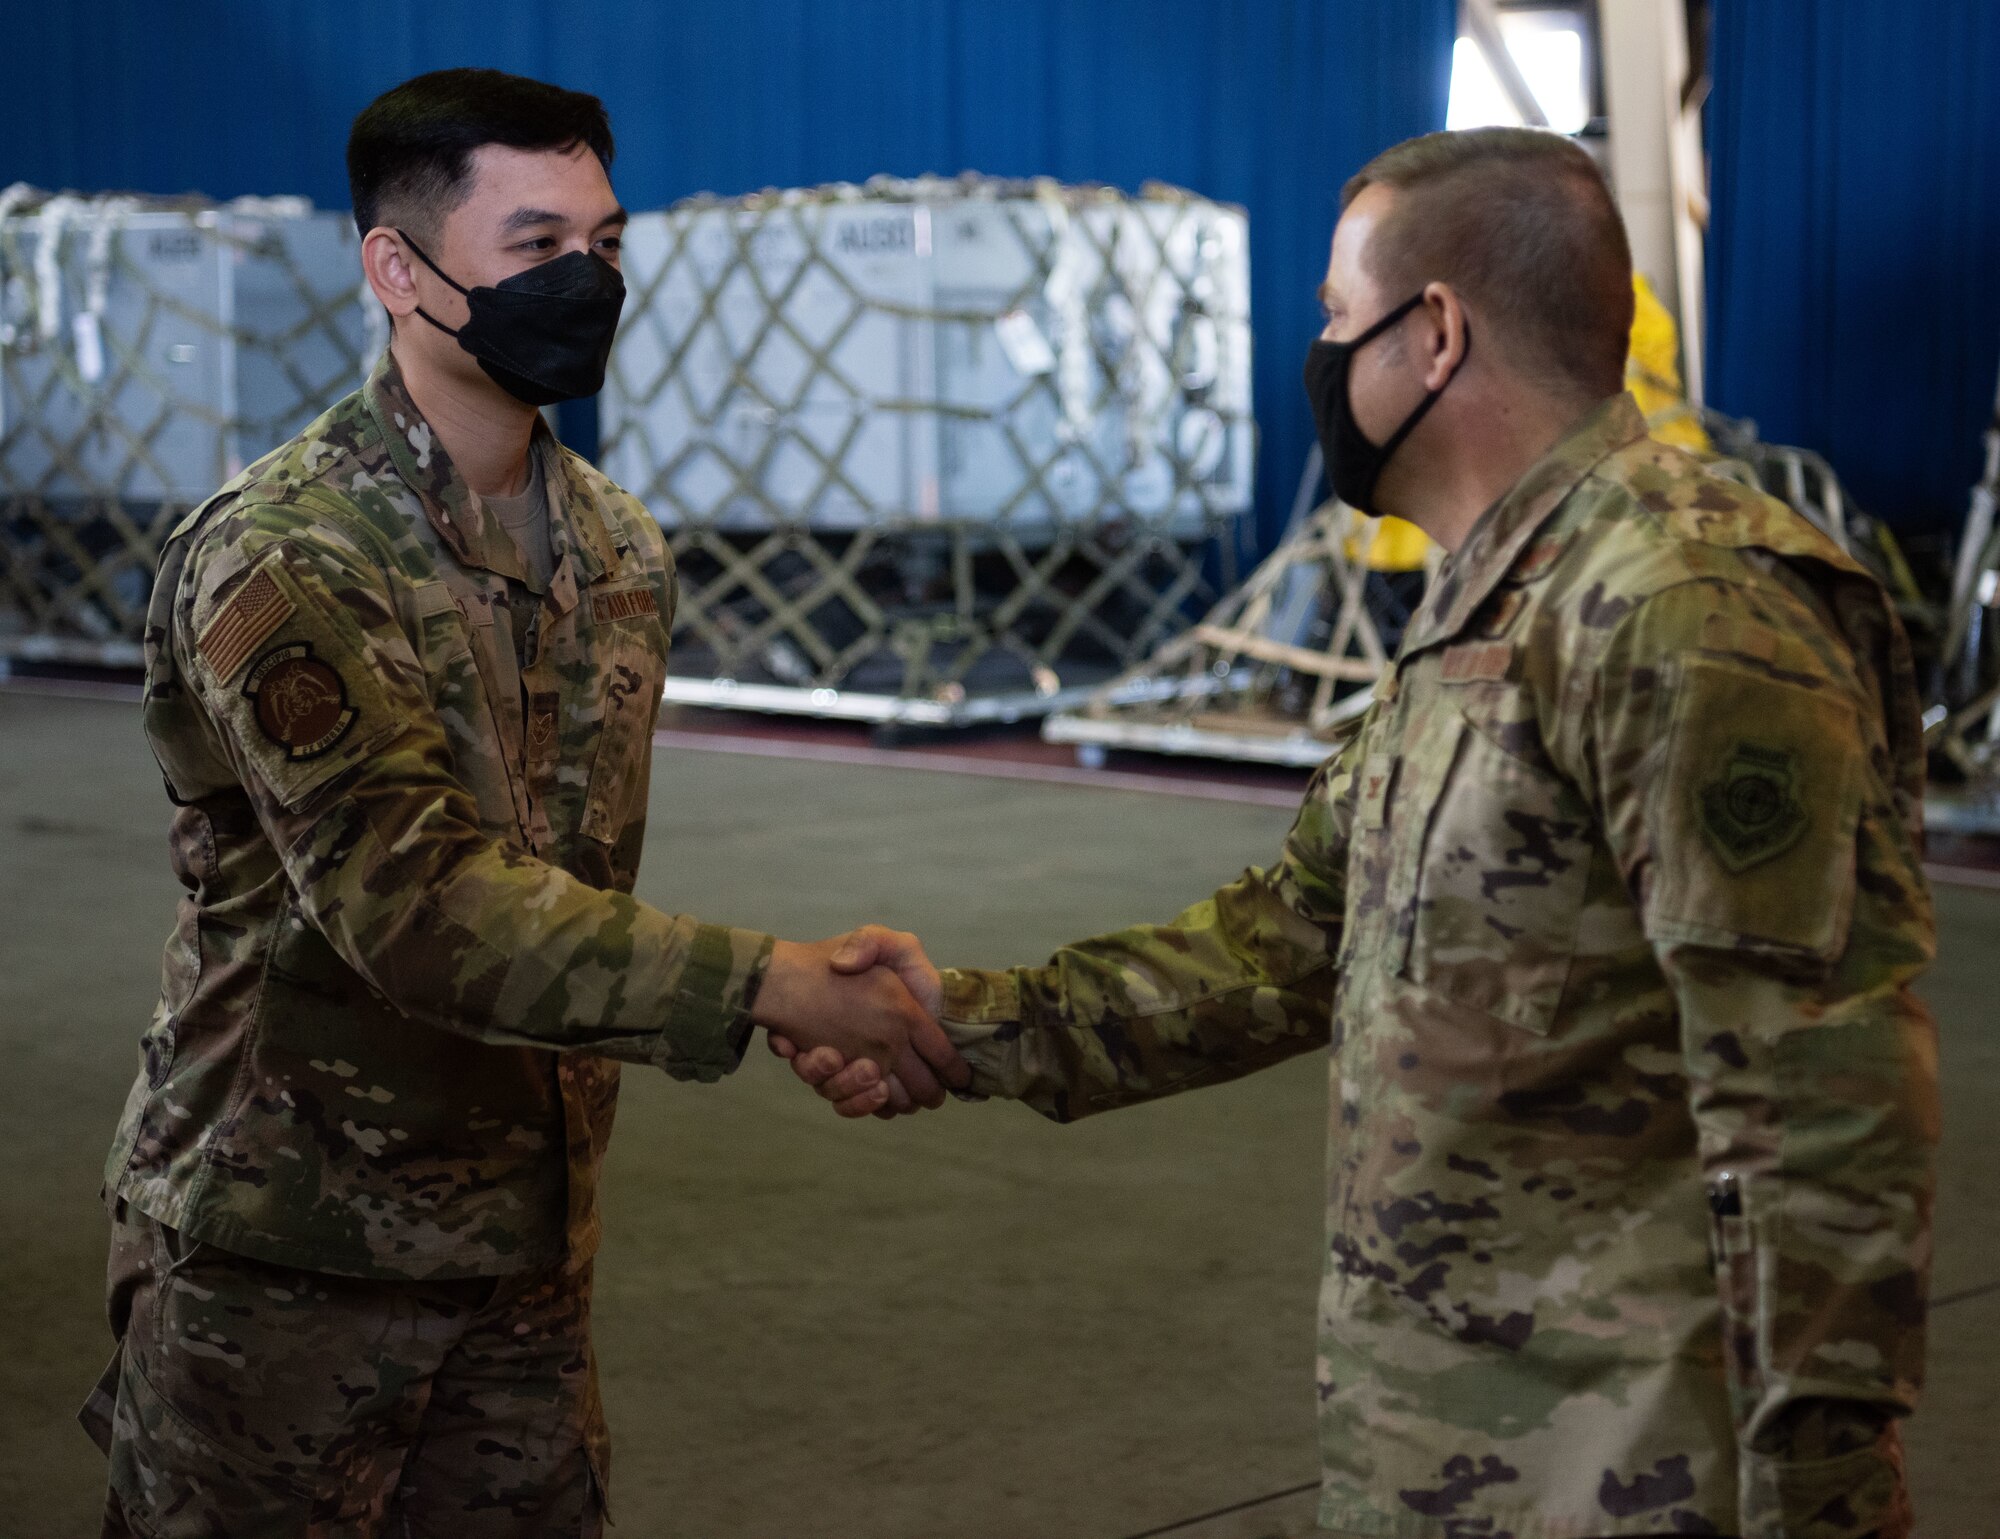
[1645,658,1863,959]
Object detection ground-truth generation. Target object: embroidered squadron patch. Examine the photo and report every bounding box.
[1697,742,1808,872]
[242,643,357,760]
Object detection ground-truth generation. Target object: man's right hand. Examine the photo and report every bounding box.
[750,936,936,1114]
[769,925,960,1118]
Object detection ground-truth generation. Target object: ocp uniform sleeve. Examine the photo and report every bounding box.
[173,508,772,1079]
[1588,576,1939,1539]
[936,731,1356,1121]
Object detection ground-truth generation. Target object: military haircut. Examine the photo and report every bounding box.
[1344,127,1634,400]
[346,67,616,244]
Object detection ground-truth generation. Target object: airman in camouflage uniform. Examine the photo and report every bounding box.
[83,344,746,1533]
[796,130,1938,1538]
[83,69,950,1537]
[939,396,1937,1537]
[106,352,773,1281]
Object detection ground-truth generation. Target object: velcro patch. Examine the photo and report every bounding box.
[591,587,657,624]
[242,642,357,760]
[1441,641,1514,683]
[1647,657,1862,957]
[197,568,294,682]
[1697,741,1807,872]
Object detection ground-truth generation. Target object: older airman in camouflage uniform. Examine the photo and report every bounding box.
[84,70,948,1537]
[939,396,1936,1537]
[798,129,1938,1538]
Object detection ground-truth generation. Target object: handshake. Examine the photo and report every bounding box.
[749,925,967,1117]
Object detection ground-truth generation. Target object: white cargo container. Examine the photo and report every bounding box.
[0,194,376,504]
[600,175,1253,541]
[0,190,378,659]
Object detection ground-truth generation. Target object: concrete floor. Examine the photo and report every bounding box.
[1,687,1994,1538]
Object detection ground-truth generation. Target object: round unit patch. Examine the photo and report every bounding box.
[242,642,358,760]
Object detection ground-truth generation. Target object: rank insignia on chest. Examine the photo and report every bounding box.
[1358,752,1396,828]
[1697,742,1808,871]
[242,642,358,760]
[528,691,560,759]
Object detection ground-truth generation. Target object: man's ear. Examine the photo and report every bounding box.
[361,228,421,323]
[1418,281,1470,391]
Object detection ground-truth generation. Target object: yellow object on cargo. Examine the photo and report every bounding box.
[1345,514,1434,572]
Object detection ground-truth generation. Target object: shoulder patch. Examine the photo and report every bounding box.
[1645,656,1863,957]
[242,643,358,760]
[196,567,294,682]
[1697,742,1808,872]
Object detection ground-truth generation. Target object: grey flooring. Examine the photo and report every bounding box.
[0,689,1993,1537]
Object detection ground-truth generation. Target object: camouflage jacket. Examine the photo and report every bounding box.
[941,395,1938,1539]
[107,350,774,1281]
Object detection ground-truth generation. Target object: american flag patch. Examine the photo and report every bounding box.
[197,568,294,682]
[592,587,657,624]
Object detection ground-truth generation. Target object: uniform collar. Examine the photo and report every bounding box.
[362,350,621,598]
[1399,392,1647,657]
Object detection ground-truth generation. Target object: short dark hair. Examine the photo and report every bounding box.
[1343,128,1633,399]
[346,68,615,241]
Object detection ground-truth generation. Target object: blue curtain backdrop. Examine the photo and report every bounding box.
[1707,0,2000,540]
[0,0,1454,556]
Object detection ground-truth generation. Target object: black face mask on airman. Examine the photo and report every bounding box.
[1301,291,1468,515]
[399,231,626,407]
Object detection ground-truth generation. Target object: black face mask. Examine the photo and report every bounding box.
[1302,291,1468,514]
[399,232,626,407]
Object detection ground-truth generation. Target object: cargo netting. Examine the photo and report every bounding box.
[598,174,1255,726]
[0,187,379,665]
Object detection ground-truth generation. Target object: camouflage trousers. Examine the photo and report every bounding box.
[80,1202,608,1539]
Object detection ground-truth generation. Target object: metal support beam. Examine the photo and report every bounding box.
[1461,0,1551,128]
[1601,0,1708,403]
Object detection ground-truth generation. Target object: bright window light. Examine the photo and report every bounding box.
[1446,36,1517,130]
[1446,15,1590,135]
[1504,21,1588,133]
